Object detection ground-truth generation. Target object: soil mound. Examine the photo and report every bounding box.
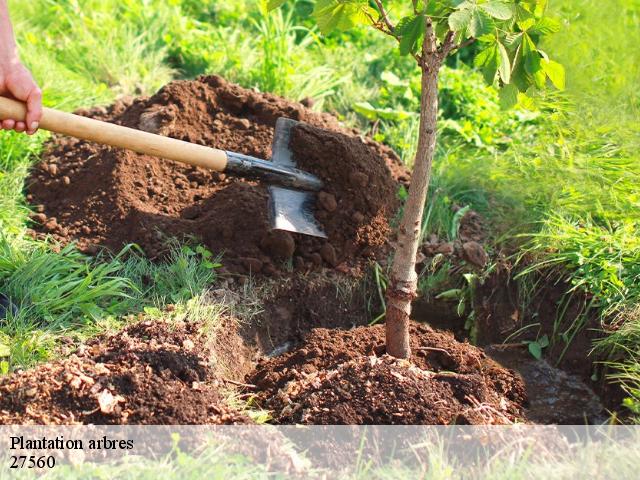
[249,323,527,424]
[27,76,404,274]
[0,321,249,425]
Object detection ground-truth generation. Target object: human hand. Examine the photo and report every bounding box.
[0,59,42,135]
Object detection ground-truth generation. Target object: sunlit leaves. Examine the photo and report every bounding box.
[474,43,500,84]
[449,7,474,33]
[480,1,514,20]
[312,0,375,34]
[268,0,565,106]
[497,41,511,84]
[397,14,425,55]
[542,59,565,90]
[448,0,514,40]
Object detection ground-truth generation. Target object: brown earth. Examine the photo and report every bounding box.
[249,322,526,425]
[26,75,405,275]
[473,263,624,415]
[0,320,250,425]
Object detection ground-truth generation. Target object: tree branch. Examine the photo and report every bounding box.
[439,31,457,59]
[454,37,477,52]
[373,0,395,35]
[363,7,424,66]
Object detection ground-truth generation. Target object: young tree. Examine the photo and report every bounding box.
[270,0,564,358]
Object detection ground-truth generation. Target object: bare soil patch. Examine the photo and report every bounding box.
[249,322,526,425]
[0,320,250,425]
[27,76,404,275]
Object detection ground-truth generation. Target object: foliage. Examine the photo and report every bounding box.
[271,1,564,104]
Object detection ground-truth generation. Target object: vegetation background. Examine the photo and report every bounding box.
[1,0,639,417]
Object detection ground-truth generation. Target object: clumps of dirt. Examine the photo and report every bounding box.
[420,208,489,268]
[289,124,400,269]
[249,322,527,425]
[0,321,250,425]
[27,75,405,275]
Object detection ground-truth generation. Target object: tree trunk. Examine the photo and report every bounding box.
[385,25,440,359]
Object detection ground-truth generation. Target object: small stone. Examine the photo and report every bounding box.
[81,225,91,235]
[260,231,295,259]
[181,206,200,220]
[349,171,368,188]
[462,241,488,267]
[307,253,321,267]
[236,118,251,129]
[49,164,59,176]
[300,97,315,108]
[44,218,58,231]
[31,213,47,224]
[319,243,338,267]
[35,204,45,213]
[25,387,38,397]
[351,211,365,224]
[435,242,455,256]
[182,339,195,350]
[62,176,71,185]
[317,191,337,212]
[241,257,263,274]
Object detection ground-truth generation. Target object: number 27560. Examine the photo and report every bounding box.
[9,455,55,469]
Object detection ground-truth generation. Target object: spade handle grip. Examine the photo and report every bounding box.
[0,96,228,171]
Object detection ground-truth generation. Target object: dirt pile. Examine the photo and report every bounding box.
[27,76,405,274]
[0,321,249,425]
[249,323,527,424]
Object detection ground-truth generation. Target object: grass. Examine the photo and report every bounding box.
[0,239,220,370]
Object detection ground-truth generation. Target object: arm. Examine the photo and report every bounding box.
[0,0,41,135]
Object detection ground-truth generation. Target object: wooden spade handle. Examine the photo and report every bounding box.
[0,96,228,171]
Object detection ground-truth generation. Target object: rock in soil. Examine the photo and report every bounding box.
[0,321,250,425]
[27,76,406,275]
[249,322,526,425]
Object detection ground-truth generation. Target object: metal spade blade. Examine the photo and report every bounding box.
[268,118,327,239]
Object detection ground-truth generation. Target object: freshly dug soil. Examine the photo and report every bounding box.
[27,76,404,274]
[289,124,400,269]
[249,322,527,425]
[239,272,375,355]
[0,321,249,425]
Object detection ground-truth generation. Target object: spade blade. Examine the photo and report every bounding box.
[268,186,327,238]
[268,117,326,238]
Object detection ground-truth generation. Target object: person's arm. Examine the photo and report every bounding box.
[0,0,41,135]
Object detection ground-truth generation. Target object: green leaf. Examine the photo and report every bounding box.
[267,0,287,10]
[522,33,541,75]
[542,59,565,89]
[396,14,425,55]
[469,8,495,37]
[0,343,10,358]
[436,288,463,300]
[497,40,511,84]
[474,43,500,84]
[528,341,542,360]
[499,83,519,109]
[529,17,561,35]
[448,7,473,33]
[313,0,370,34]
[538,335,550,348]
[479,1,513,20]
